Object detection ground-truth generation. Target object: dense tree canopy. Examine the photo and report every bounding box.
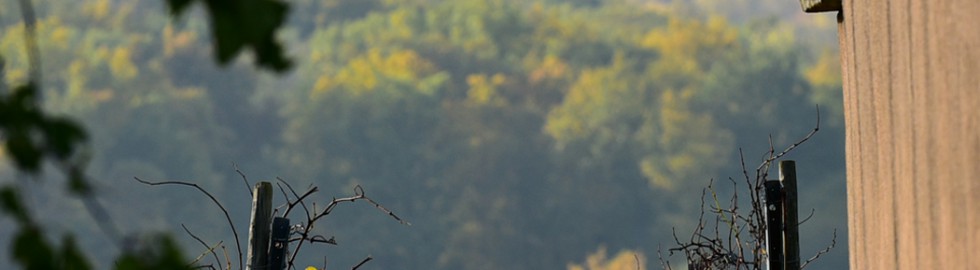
[0,0,845,269]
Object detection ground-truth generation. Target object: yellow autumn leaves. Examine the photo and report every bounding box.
[568,247,647,270]
[312,49,446,98]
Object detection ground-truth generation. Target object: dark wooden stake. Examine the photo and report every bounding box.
[765,180,784,270]
[246,182,273,270]
[269,217,290,270]
[781,161,800,269]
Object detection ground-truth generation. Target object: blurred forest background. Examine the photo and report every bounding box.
[0,0,846,269]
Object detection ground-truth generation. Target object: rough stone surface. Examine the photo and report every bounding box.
[836,0,979,269]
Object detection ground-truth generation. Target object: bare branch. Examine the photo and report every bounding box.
[798,208,816,225]
[657,245,673,270]
[801,229,837,269]
[183,224,223,268]
[757,106,821,173]
[134,177,243,269]
[351,256,373,270]
[361,196,411,226]
[17,0,41,83]
[79,192,121,246]
[284,184,410,268]
[662,108,830,270]
[233,163,252,199]
[307,235,337,245]
[222,244,231,270]
[274,182,291,217]
[277,177,317,218]
[188,243,224,269]
[310,185,409,225]
[140,171,409,270]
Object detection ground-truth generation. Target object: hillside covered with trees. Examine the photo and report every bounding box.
[0,0,846,269]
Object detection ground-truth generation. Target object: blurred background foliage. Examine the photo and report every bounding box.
[0,0,845,269]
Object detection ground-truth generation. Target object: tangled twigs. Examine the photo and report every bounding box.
[275,180,410,270]
[275,178,316,218]
[137,170,408,270]
[660,107,835,269]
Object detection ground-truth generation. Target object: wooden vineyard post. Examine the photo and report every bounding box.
[246,182,273,270]
[269,217,290,270]
[765,180,785,270]
[765,160,802,270]
[781,161,800,269]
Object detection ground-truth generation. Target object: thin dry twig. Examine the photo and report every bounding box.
[798,208,816,225]
[134,177,244,269]
[79,191,122,245]
[276,177,316,218]
[660,107,831,270]
[17,0,40,83]
[756,106,821,173]
[283,184,409,269]
[233,163,252,199]
[138,168,409,270]
[657,245,673,270]
[182,224,223,268]
[351,256,373,270]
[187,241,224,268]
[222,244,231,270]
[801,229,837,269]
[361,196,411,226]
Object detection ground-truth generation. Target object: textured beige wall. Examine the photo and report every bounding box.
[837,0,979,269]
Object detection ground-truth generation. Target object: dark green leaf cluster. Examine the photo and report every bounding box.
[114,236,190,270]
[0,83,89,192]
[0,0,291,268]
[1,187,91,270]
[0,188,190,270]
[165,0,293,72]
[0,69,190,270]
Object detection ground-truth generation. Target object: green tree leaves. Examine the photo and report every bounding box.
[165,0,293,72]
[0,83,87,178]
[1,0,299,269]
[1,186,92,270]
[0,186,30,222]
[113,235,190,270]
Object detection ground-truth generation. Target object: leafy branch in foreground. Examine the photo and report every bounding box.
[659,107,836,270]
[2,0,297,268]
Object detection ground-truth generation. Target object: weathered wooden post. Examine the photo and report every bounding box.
[246,182,273,270]
[765,180,784,270]
[780,161,800,269]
